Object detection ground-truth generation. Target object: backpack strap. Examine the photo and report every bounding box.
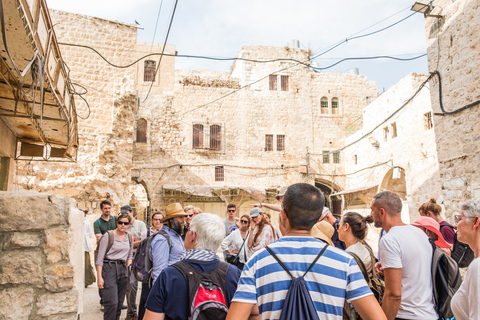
[349,252,370,284]
[106,230,115,254]
[266,244,328,278]
[158,229,173,252]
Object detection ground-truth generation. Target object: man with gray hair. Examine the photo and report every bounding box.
[371,191,437,320]
[144,213,242,320]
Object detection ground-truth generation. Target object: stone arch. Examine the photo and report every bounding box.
[379,167,407,200]
[129,180,150,223]
[315,179,342,216]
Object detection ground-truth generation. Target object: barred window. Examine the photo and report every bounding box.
[136,118,147,143]
[323,151,330,163]
[333,151,340,164]
[383,126,389,142]
[281,75,289,91]
[269,75,277,90]
[321,97,329,114]
[391,122,397,138]
[193,124,204,148]
[265,135,274,151]
[424,112,433,130]
[332,97,339,114]
[144,60,156,82]
[215,166,224,181]
[210,125,222,150]
[354,154,358,165]
[277,135,285,151]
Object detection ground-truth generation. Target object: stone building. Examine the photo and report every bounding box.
[342,73,443,223]
[419,0,480,216]
[14,10,379,223]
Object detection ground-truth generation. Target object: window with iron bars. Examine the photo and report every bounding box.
[265,135,274,151]
[144,60,156,82]
[323,151,330,163]
[215,166,224,181]
[136,118,147,143]
[321,97,329,114]
[277,135,285,151]
[269,75,277,90]
[192,123,223,150]
[332,97,339,114]
[281,75,289,91]
[333,151,340,164]
[424,112,433,130]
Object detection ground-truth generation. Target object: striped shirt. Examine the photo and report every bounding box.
[232,236,372,320]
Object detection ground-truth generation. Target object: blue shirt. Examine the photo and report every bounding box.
[145,259,241,320]
[149,226,185,281]
[232,236,372,320]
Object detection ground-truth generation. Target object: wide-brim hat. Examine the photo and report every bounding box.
[276,186,288,200]
[311,221,334,246]
[161,203,188,223]
[412,216,451,249]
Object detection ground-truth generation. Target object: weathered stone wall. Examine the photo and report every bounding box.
[422,0,480,215]
[15,10,140,214]
[0,192,83,319]
[0,118,16,191]
[344,73,443,222]
[133,45,378,212]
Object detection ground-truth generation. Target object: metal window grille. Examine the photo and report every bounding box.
[269,75,277,90]
[424,112,433,130]
[144,60,156,82]
[281,75,289,91]
[323,151,330,163]
[391,122,397,138]
[321,97,329,114]
[215,166,224,181]
[210,125,222,150]
[383,126,389,142]
[333,151,340,163]
[265,135,273,151]
[277,135,285,151]
[354,154,357,165]
[332,97,339,114]
[136,118,147,143]
[193,124,204,148]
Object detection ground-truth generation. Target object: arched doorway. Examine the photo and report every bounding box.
[129,182,150,223]
[315,179,342,217]
[379,167,406,200]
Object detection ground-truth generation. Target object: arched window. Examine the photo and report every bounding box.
[210,125,222,150]
[136,118,147,143]
[193,124,204,148]
[332,97,339,114]
[321,97,329,114]
[144,60,156,82]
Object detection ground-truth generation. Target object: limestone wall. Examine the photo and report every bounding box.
[344,73,443,222]
[0,192,83,320]
[422,0,480,215]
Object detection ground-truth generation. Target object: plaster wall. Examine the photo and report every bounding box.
[423,0,480,214]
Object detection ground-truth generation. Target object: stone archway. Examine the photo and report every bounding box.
[315,179,342,216]
[129,181,150,222]
[379,167,407,200]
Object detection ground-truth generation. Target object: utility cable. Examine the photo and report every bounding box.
[433,70,480,115]
[150,0,165,49]
[142,0,179,103]
[311,53,426,71]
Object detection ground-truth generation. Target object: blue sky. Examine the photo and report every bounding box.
[46,0,429,92]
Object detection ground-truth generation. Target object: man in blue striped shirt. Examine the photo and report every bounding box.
[227,183,386,320]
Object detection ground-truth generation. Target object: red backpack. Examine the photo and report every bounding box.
[172,260,230,320]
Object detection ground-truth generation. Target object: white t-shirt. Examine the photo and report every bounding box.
[451,257,480,320]
[380,225,437,319]
[346,242,372,279]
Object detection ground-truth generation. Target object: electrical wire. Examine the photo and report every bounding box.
[142,0,179,103]
[311,54,426,71]
[150,0,164,48]
[433,70,480,115]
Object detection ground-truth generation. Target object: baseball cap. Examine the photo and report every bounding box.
[250,207,262,218]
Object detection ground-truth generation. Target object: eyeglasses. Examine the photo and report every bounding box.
[228,210,236,212]
[153,219,162,222]
[454,214,467,224]
[187,214,193,218]
[240,220,249,224]
[118,221,129,226]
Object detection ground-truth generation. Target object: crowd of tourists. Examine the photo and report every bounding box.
[86,184,480,320]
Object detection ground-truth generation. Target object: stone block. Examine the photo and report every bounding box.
[36,290,79,316]
[43,229,71,264]
[34,314,79,320]
[44,264,74,292]
[0,250,43,286]
[0,193,68,232]
[0,287,35,320]
[3,232,42,249]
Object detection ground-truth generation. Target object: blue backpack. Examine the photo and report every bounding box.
[265,245,328,320]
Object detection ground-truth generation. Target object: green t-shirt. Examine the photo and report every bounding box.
[93,215,117,235]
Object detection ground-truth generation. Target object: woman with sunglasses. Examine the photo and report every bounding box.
[451,199,480,320]
[221,214,251,269]
[96,213,134,320]
[247,207,277,256]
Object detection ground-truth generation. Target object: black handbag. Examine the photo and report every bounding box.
[226,231,248,268]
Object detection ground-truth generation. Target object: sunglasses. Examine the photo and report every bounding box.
[118,221,129,226]
[228,210,236,212]
[187,214,194,218]
[240,220,249,224]
[153,219,162,222]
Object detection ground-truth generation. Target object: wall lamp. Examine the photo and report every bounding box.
[368,137,379,148]
[411,2,443,18]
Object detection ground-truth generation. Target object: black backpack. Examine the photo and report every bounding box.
[131,229,172,283]
[172,260,230,320]
[440,223,474,268]
[265,245,328,320]
[430,240,462,320]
